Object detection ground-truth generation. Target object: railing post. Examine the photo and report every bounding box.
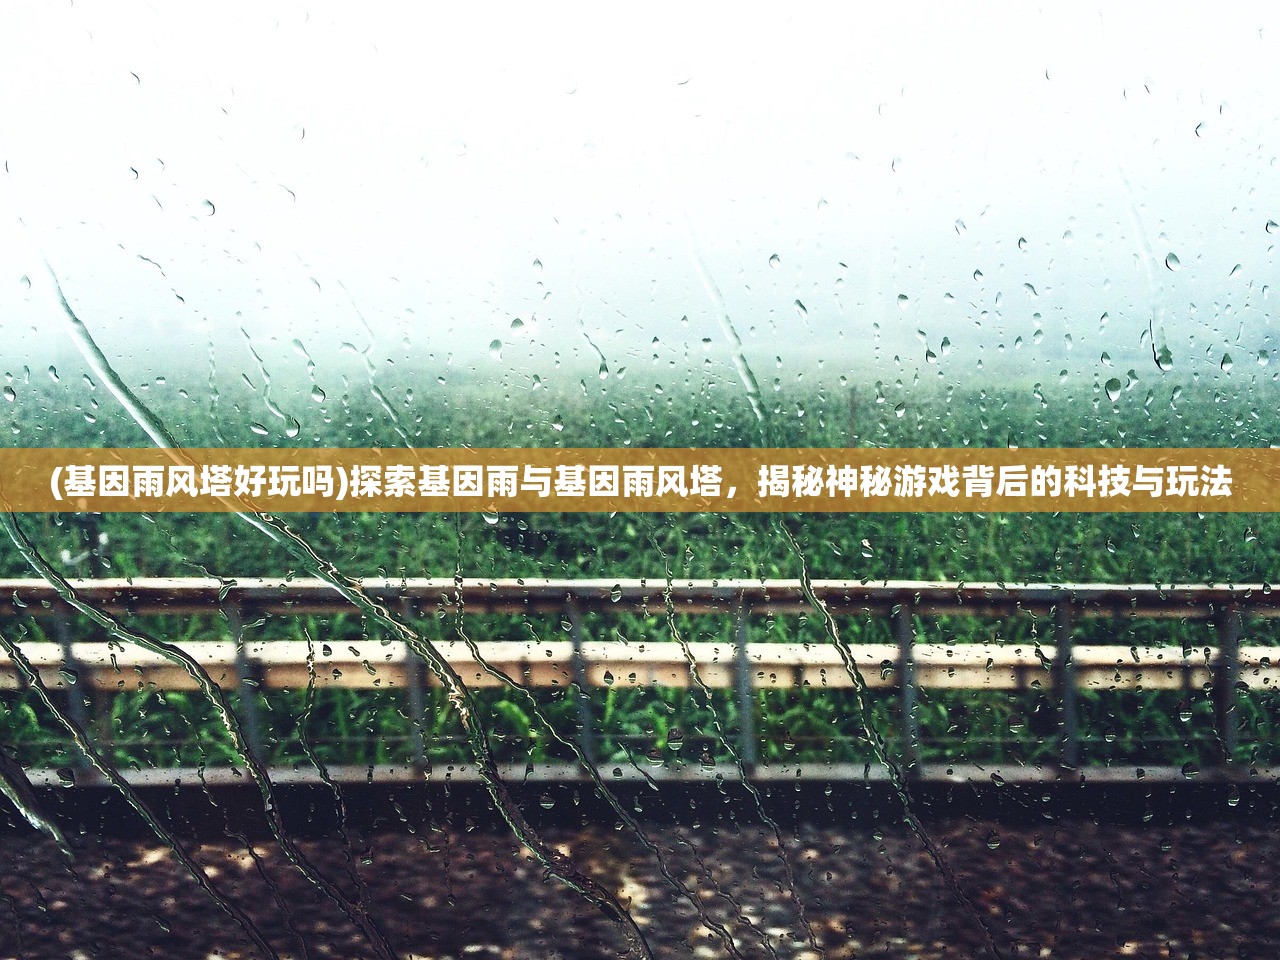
[402,599,428,773]
[227,604,266,764]
[894,601,919,776]
[733,598,757,770]
[53,610,92,770]
[1213,605,1242,766]
[1052,597,1079,771]
[566,598,596,766]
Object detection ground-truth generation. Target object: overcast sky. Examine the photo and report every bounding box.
[1,2,1277,397]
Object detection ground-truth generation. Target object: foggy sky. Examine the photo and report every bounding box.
[1,2,1277,396]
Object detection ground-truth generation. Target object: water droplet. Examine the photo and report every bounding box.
[2,386,14,402]
[1105,378,1122,402]
[202,199,216,215]
[794,299,807,319]
[602,670,615,687]
[1181,761,1200,780]
[1017,237,1027,251]
[47,366,58,383]
[310,385,326,402]
[539,794,556,810]
[1220,353,1233,372]
[284,417,301,438]
[482,511,499,525]
[19,275,30,290]
[893,402,906,418]
[985,831,1001,850]
[1267,219,1279,235]
[1165,252,1181,271]
[609,584,623,602]
[1156,345,1175,372]
[489,339,502,360]
[250,422,269,436]
[510,318,524,331]
[769,254,780,268]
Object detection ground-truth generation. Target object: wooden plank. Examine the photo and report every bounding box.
[0,640,1269,692]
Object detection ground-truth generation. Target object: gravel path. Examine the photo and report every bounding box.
[0,818,1275,959]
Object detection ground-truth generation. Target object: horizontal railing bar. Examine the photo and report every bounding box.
[0,640,1273,692]
[22,762,1280,788]
[3,577,1280,618]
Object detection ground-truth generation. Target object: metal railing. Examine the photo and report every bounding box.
[1,577,1275,784]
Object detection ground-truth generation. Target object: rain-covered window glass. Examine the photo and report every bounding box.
[1,5,1279,958]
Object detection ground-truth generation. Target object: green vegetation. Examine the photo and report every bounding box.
[4,367,1280,773]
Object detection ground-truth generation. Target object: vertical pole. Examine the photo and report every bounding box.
[227,604,265,764]
[566,599,596,766]
[78,513,106,579]
[1053,598,1079,771]
[1214,605,1242,766]
[733,598,757,770]
[402,600,427,772]
[53,610,92,770]
[894,602,919,776]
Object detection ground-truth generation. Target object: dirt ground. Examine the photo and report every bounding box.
[0,818,1275,960]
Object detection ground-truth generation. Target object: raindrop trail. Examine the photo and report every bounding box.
[335,278,415,446]
[299,628,384,948]
[1110,154,1167,374]
[778,520,1008,960]
[368,383,414,446]
[615,728,787,954]
[446,582,753,960]
[240,327,301,437]
[651,540,823,959]
[47,267,652,959]
[1,512,398,960]
[683,216,767,424]
[205,324,229,444]
[0,740,70,858]
[572,290,611,379]
[0,606,279,959]
[231,826,313,960]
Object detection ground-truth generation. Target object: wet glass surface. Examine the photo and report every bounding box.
[1,5,1279,958]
